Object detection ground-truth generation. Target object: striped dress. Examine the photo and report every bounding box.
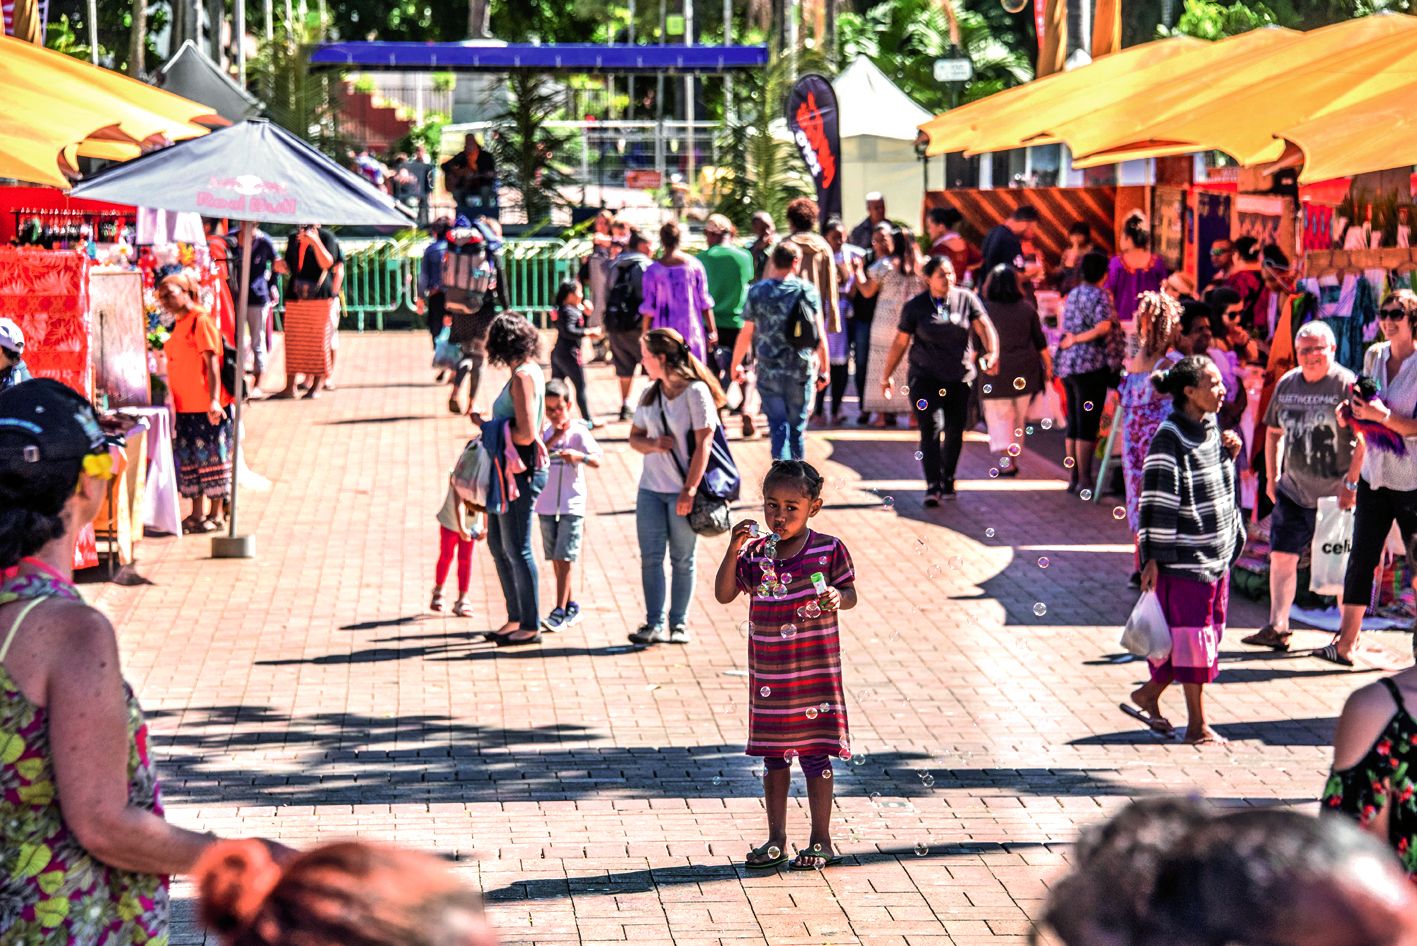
[735,530,855,758]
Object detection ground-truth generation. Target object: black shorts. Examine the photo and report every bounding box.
[609,328,643,379]
[1269,489,1317,555]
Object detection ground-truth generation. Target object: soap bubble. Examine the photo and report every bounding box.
[852,754,866,766]
[857,686,876,702]
[822,769,832,780]
[780,623,798,639]
[915,398,928,410]
[915,842,929,856]
[982,384,993,394]
[1006,443,1021,457]
[819,701,831,712]
[1113,506,1127,520]
[739,620,755,635]
[767,844,782,859]
[1025,425,1035,435]
[785,748,798,761]
[1041,418,1053,429]
[1000,456,1012,469]
[1083,400,1095,411]
[1014,427,1024,438]
[882,496,895,510]
[1013,376,1027,391]
[1033,602,1048,617]
[926,563,943,579]
[920,773,935,788]
[870,791,882,804]
[759,685,771,697]
[804,600,822,618]
[840,748,852,761]
[985,527,996,538]
[712,775,723,785]
[937,388,947,396]
[988,468,999,478]
[914,450,923,460]
[781,573,793,584]
[805,707,819,720]
[1037,556,1050,569]
[901,385,909,395]
[1080,488,1093,501]
[1063,456,1076,469]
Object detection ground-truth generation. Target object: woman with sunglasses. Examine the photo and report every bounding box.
[1319,291,1417,666]
[0,379,288,943]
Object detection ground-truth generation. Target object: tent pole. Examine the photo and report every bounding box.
[214,220,257,559]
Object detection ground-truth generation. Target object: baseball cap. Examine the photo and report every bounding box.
[0,378,109,485]
[0,318,23,355]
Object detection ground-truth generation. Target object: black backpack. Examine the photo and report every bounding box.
[605,259,646,332]
[786,285,821,350]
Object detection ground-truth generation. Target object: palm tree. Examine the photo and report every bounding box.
[837,0,1032,110]
[487,70,575,229]
[713,52,815,232]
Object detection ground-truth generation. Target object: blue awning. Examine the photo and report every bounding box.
[308,42,769,73]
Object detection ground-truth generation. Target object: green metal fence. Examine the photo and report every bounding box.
[337,237,587,331]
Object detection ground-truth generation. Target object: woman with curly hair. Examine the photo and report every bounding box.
[1119,290,1182,580]
[474,314,548,646]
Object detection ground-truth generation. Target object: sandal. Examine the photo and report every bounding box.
[1313,643,1355,667]
[1241,625,1292,651]
[1120,703,1174,735]
[744,842,788,870]
[430,588,445,613]
[452,598,472,618]
[789,846,842,871]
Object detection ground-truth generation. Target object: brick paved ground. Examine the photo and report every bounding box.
[87,333,1405,945]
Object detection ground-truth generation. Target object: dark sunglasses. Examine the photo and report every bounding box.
[1379,308,1406,320]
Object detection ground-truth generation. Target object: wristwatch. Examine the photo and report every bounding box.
[1343,479,1359,491]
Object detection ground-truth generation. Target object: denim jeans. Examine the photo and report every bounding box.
[487,466,547,630]
[758,377,813,460]
[636,488,699,628]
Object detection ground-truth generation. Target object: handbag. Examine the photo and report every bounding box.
[1309,495,1354,596]
[657,387,738,536]
[432,327,461,370]
[1119,590,1172,660]
[786,285,821,350]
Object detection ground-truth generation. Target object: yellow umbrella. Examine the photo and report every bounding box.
[1068,14,1417,168]
[1278,102,1417,183]
[919,35,1205,157]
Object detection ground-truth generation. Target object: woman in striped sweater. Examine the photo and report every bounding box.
[1126,356,1246,745]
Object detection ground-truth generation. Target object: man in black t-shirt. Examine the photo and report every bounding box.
[441,134,498,222]
[979,205,1041,288]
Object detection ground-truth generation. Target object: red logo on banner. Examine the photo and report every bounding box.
[793,92,837,189]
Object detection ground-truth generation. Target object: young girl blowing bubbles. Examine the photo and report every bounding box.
[715,460,857,871]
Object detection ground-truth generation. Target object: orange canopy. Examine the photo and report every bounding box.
[918,36,1205,157]
[1067,15,1417,168]
[919,13,1417,183]
[0,35,223,187]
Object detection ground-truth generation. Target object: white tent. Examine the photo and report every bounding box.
[834,57,933,235]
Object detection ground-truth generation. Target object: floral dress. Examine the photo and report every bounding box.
[0,574,169,944]
[1323,677,1417,876]
[1120,352,1181,532]
[862,260,927,413]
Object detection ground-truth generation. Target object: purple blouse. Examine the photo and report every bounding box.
[1105,254,1168,324]
[640,258,715,363]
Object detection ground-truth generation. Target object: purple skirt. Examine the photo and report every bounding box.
[1148,572,1228,685]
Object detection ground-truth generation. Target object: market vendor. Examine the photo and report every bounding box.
[0,318,30,392]
[157,272,234,534]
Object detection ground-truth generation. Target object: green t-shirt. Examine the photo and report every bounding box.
[697,243,755,330]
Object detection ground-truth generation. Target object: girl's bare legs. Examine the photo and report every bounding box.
[803,768,835,859]
[747,766,790,865]
[1182,683,1225,744]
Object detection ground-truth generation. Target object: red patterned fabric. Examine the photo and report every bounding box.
[0,248,91,398]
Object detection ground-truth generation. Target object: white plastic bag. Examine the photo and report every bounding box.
[1120,590,1171,660]
[1309,495,1354,596]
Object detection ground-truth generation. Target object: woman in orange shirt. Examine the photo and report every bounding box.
[158,272,233,533]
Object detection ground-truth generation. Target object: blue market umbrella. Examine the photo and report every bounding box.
[73,119,412,559]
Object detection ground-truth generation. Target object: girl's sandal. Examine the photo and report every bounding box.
[452,598,472,617]
[788,846,842,871]
[744,842,788,870]
[430,589,445,613]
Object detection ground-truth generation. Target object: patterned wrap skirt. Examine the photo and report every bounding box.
[1148,572,1228,686]
[174,408,233,499]
[283,298,336,376]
